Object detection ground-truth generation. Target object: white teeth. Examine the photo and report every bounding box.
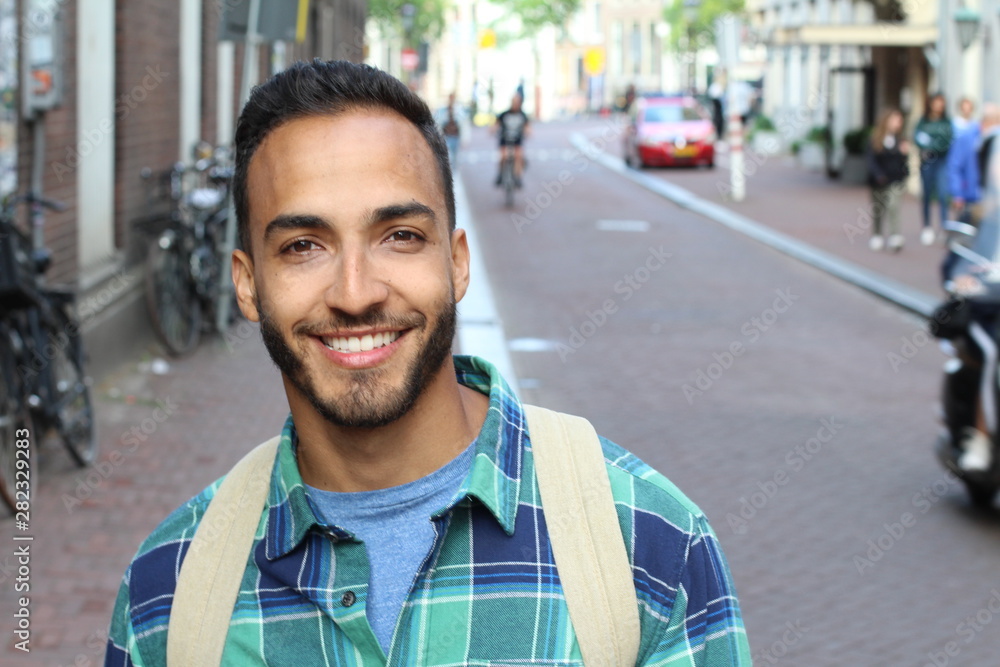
[322,331,400,353]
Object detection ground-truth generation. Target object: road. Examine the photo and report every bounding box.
[2,117,999,666]
[459,118,1000,665]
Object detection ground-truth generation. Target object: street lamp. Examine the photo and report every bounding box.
[954,5,981,50]
[401,3,416,41]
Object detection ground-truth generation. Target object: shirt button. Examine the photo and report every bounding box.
[341,591,357,607]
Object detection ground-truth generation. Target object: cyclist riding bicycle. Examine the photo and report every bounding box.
[494,93,530,188]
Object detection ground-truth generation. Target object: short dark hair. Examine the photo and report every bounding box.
[232,60,454,254]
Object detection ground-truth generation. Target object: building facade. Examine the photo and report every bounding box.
[1,0,365,379]
[747,0,997,174]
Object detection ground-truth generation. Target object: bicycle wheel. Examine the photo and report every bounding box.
[146,231,202,356]
[502,158,515,208]
[0,326,33,511]
[47,310,97,467]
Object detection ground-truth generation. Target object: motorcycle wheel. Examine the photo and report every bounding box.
[962,478,998,509]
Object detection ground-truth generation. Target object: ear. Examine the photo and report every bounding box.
[232,249,260,322]
[450,228,471,303]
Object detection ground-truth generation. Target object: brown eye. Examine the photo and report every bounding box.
[284,239,319,253]
[388,230,423,243]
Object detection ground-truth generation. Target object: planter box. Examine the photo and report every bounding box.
[751,131,782,156]
[839,154,868,185]
[797,142,826,171]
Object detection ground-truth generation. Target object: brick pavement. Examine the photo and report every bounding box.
[0,327,289,665]
[458,119,1000,665]
[638,143,947,303]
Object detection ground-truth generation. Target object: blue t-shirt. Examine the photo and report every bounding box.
[306,443,475,654]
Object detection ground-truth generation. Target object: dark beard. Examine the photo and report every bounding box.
[257,293,457,429]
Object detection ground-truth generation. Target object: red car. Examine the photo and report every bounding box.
[624,97,716,169]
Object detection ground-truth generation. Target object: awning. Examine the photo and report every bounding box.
[772,24,938,47]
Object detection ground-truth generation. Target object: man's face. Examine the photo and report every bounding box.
[233,110,470,429]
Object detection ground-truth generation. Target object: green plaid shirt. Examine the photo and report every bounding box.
[106,355,751,665]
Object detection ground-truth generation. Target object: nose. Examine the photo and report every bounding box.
[324,242,390,316]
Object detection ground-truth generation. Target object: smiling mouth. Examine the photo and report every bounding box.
[320,330,402,353]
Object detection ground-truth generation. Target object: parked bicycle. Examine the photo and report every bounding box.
[0,192,97,512]
[142,148,236,356]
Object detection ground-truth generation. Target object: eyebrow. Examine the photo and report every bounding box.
[262,202,437,244]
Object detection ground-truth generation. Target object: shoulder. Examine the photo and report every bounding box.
[598,436,706,526]
[120,479,223,630]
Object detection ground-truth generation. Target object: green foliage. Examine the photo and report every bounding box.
[368,0,448,47]
[490,0,582,36]
[805,125,831,146]
[751,114,776,132]
[663,0,745,54]
[746,114,775,142]
[843,126,872,155]
[790,140,802,155]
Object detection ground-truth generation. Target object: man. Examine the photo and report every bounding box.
[105,61,750,665]
[494,92,529,188]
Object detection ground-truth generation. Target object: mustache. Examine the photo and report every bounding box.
[294,310,426,336]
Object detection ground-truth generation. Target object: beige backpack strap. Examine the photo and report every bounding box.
[524,405,640,667]
[167,436,281,666]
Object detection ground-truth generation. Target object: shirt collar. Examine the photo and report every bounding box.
[264,355,525,559]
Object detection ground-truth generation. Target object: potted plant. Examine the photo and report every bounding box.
[838,127,872,185]
[749,115,782,156]
[797,125,829,171]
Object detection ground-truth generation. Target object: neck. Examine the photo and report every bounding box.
[288,359,490,492]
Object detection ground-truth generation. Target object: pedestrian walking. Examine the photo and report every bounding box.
[978,103,1000,191]
[867,108,910,252]
[914,93,954,244]
[948,97,982,224]
[436,92,464,168]
[104,60,751,666]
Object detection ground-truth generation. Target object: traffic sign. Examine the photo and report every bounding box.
[584,47,606,76]
[402,48,419,72]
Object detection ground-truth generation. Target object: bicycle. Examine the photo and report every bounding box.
[0,193,97,512]
[499,149,517,208]
[142,153,235,356]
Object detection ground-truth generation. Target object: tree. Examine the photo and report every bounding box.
[489,0,581,37]
[662,0,744,55]
[368,0,449,48]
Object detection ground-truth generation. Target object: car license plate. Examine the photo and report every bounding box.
[673,145,697,157]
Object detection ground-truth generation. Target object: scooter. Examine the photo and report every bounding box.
[934,181,1000,508]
